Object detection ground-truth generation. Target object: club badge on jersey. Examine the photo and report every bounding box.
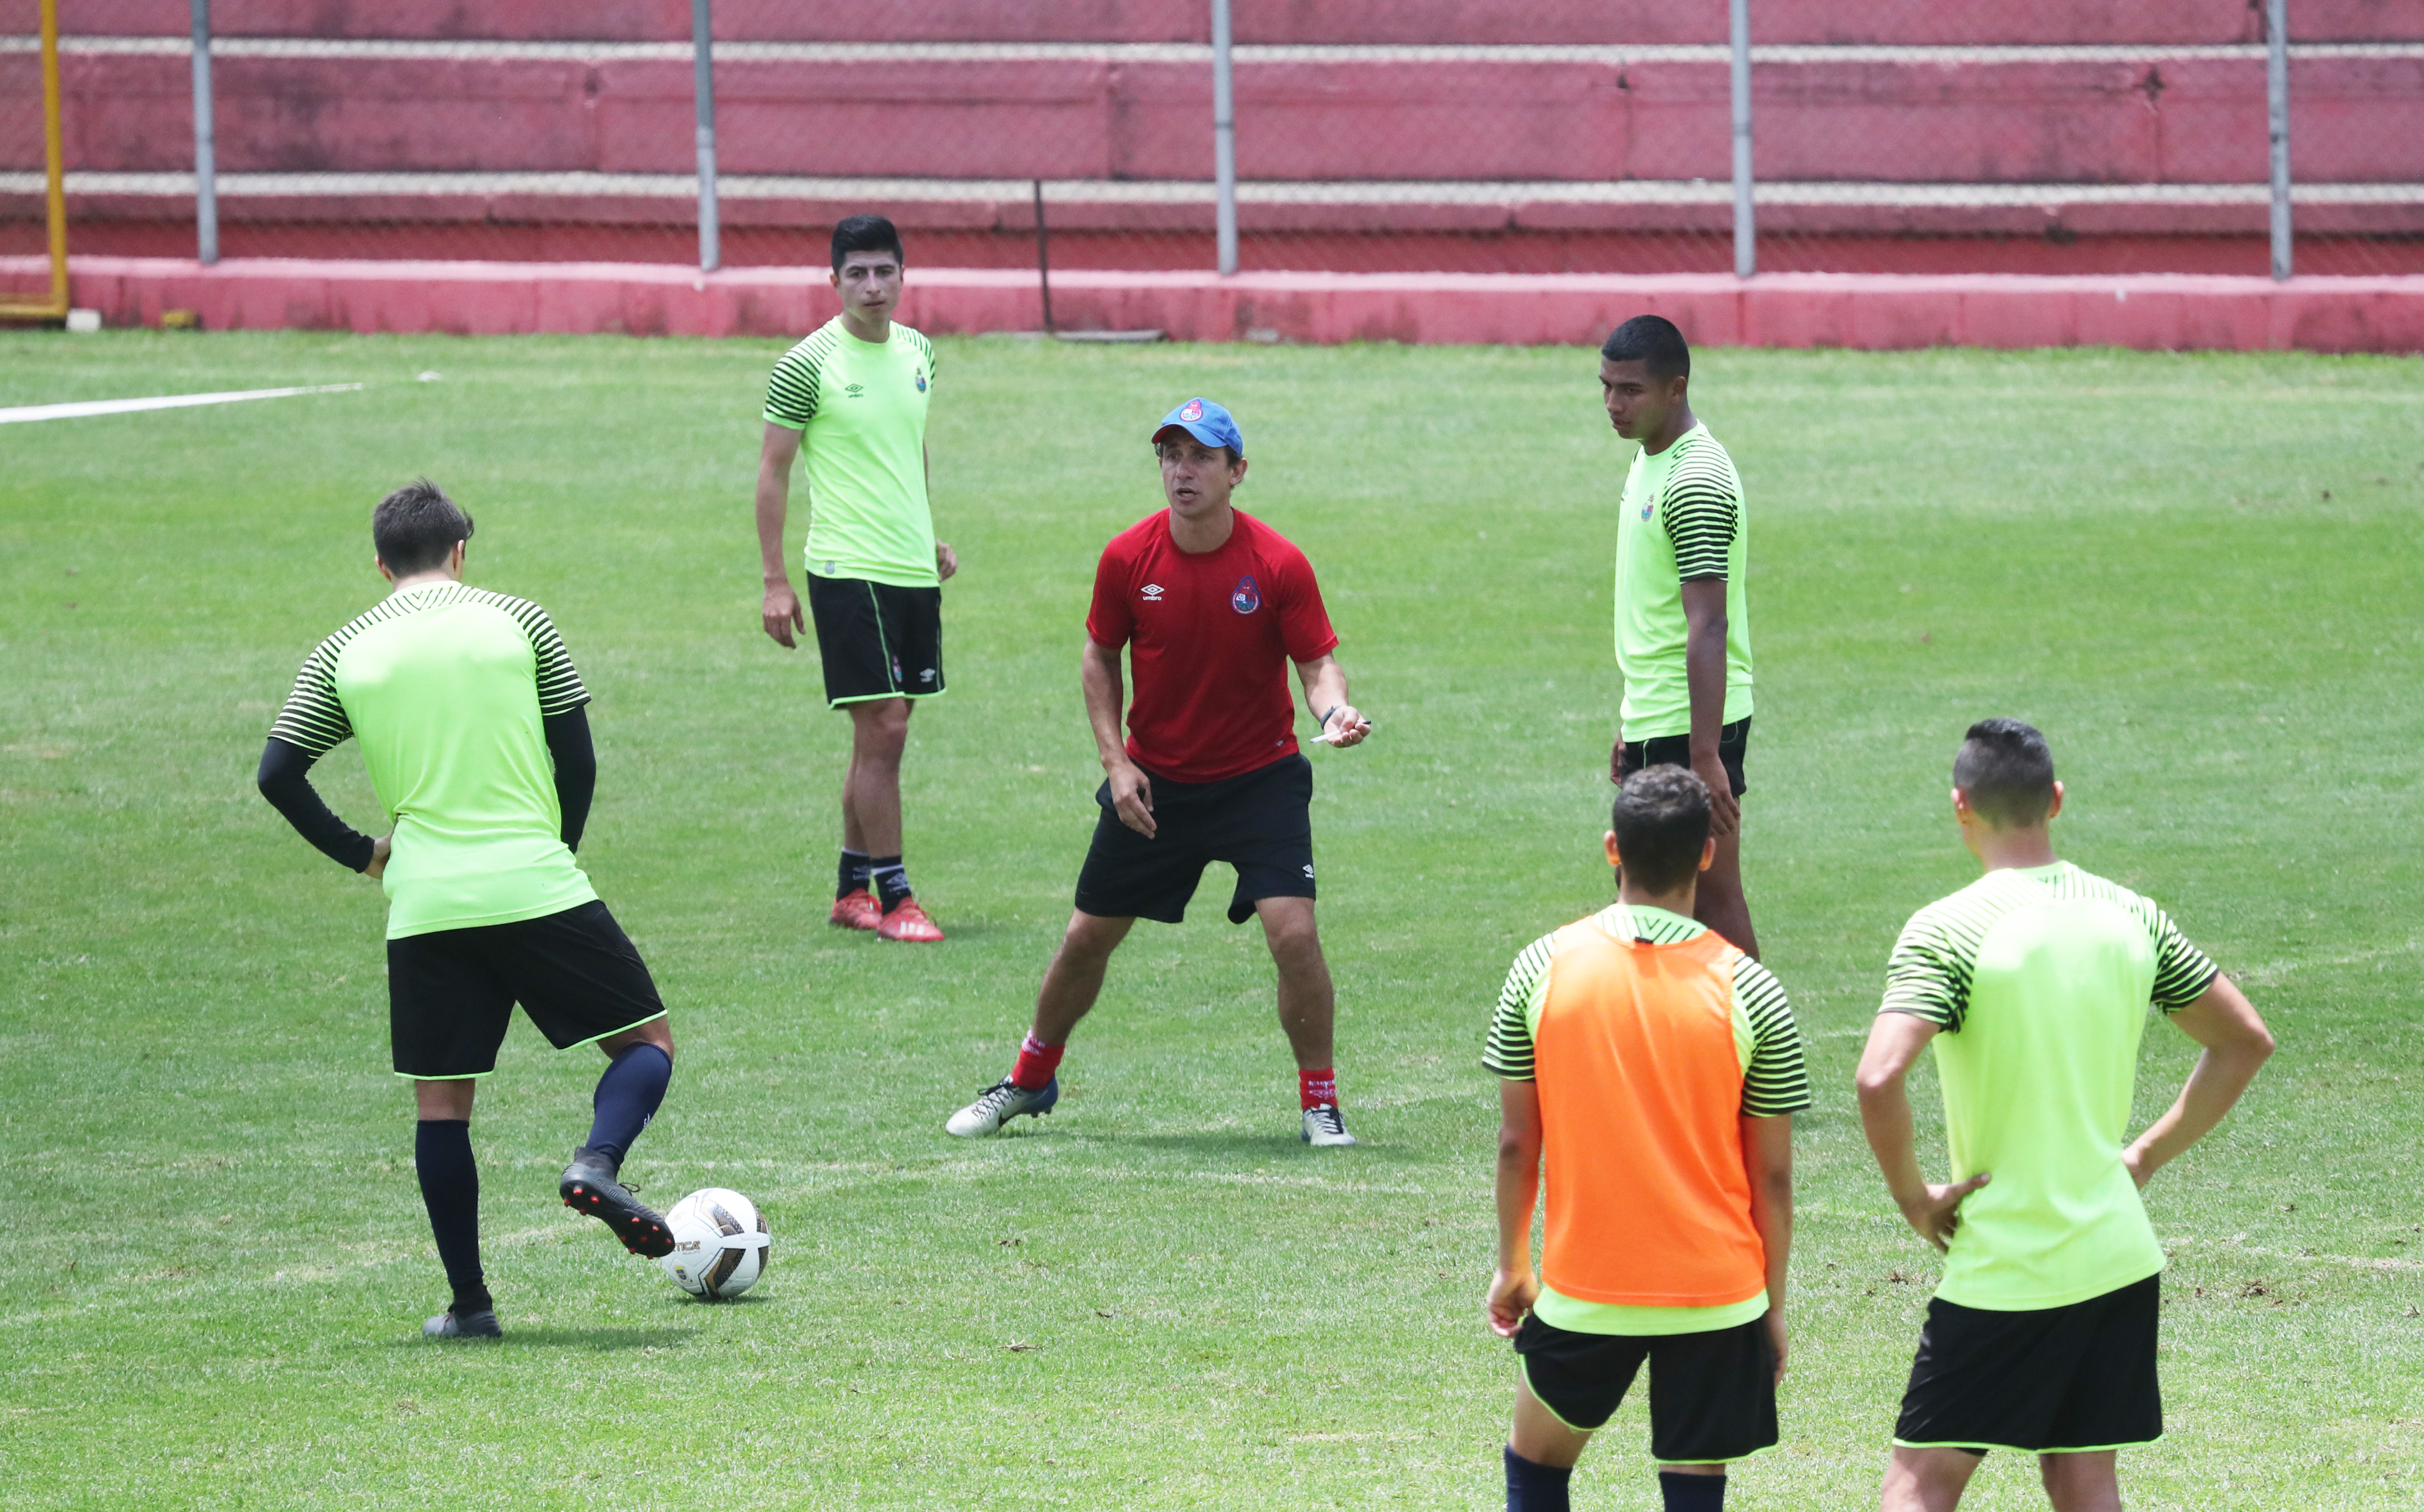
[1231,576,1261,614]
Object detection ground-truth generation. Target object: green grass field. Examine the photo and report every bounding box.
[3,330,2420,1512]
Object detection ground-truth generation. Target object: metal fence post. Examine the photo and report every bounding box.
[692,0,720,273]
[2266,0,2291,280]
[1730,0,1754,278]
[191,0,217,264]
[1211,0,1238,276]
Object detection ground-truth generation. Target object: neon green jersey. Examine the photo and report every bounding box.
[1614,422,1753,740]
[271,582,597,939]
[1882,862,2222,1310]
[764,317,939,588]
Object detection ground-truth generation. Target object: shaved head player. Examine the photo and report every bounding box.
[946,398,1374,1146]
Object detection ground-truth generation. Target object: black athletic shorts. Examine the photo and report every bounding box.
[1620,716,1750,798]
[1894,1273,2162,1454]
[387,900,668,1078]
[805,572,945,708]
[1074,753,1316,926]
[1514,1312,1779,1464]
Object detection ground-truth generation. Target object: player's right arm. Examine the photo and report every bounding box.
[1856,1012,1990,1252]
[258,638,386,876]
[1489,1078,1546,1337]
[756,422,806,648]
[1080,638,1154,838]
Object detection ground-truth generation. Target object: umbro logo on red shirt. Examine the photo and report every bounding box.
[1141,584,1165,601]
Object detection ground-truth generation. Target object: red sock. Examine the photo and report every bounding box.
[1011,1032,1064,1091]
[1299,1067,1338,1110]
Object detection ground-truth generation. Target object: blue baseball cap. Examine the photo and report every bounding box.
[1152,396,1244,457]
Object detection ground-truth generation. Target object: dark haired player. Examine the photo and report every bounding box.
[1601,315,1759,957]
[756,212,954,942]
[1486,766,1806,1512]
[256,480,680,1340]
[1856,720,2274,1512]
[945,398,1373,1146]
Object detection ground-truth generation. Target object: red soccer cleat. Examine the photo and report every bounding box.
[876,899,945,942]
[830,888,881,931]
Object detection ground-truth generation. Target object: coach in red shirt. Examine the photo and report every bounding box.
[946,397,1372,1147]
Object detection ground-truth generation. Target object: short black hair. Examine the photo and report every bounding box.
[1952,718,2057,828]
[1601,314,1692,383]
[1154,433,1240,466]
[372,478,473,575]
[1612,764,1712,894]
[831,214,904,274]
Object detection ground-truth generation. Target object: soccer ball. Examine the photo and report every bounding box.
[658,1188,770,1300]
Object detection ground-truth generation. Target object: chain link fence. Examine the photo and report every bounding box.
[5,1,2419,283]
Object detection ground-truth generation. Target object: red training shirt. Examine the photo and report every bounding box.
[1086,508,1340,784]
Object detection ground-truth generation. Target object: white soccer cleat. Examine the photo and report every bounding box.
[945,1076,1060,1137]
[1302,1104,1357,1147]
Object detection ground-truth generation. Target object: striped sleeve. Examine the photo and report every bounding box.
[2146,902,2222,1010]
[1880,901,1976,1030]
[1734,956,1812,1115]
[480,592,590,716]
[1483,930,1559,1080]
[268,634,354,756]
[764,334,831,429]
[1660,444,1740,582]
[910,326,937,385]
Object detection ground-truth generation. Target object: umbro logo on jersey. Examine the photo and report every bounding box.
[1140,584,1165,602]
[846,382,866,398]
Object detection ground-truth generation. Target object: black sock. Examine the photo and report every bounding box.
[584,1042,673,1167]
[1659,1470,1726,1512]
[837,848,871,900]
[868,854,912,912]
[414,1119,490,1315]
[1504,1446,1572,1512]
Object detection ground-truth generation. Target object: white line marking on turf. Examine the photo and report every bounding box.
[0,382,364,425]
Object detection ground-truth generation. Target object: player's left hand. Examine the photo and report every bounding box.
[1486,1265,1540,1338]
[364,834,392,880]
[2120,1144,2152,1190]
[936,542,959,582]
[1692,751,1740,836]
[1316,705,1370,748]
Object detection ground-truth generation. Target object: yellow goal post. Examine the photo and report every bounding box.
[1,0,68,322]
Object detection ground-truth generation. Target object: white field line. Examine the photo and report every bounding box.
[4,36,2422,64]
[0,382,364,425]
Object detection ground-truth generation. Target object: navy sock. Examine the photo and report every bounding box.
[584,1042,673,1168]
[1504,1446,1572,1512]
[414,1118,490,1315]
[869,854,912,912]
[1660,1470,1726,1512]
[837,848,870,900]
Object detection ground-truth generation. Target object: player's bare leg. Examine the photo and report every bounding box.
[840,698,940,940]
[2037,1452,2120,1512]
[841,698,909,856]
[1256,896,1353,1146]
[1880,1446,1985,1511]
[1694,829,1760,960]
[946,910,1131,1136]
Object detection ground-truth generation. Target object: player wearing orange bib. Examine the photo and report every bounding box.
[1485,767,1808,1512]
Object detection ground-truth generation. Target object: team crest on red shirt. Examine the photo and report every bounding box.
[1230,574,1260,614]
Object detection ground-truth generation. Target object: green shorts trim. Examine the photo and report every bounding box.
[1893,1437,2160,1455]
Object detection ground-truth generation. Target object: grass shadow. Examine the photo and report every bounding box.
[487,1325,704,1350]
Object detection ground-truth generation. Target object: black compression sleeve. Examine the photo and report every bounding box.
[256,737,376,872]
[543,704,596,854]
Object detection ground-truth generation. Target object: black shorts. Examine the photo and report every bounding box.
[1074,754,1316,926]
[1514,1312,1779,1464]
[805,572,944,708]
[1620,716,1750,798]
[386,900,668,1079]
[1894,1273,2162,1454]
